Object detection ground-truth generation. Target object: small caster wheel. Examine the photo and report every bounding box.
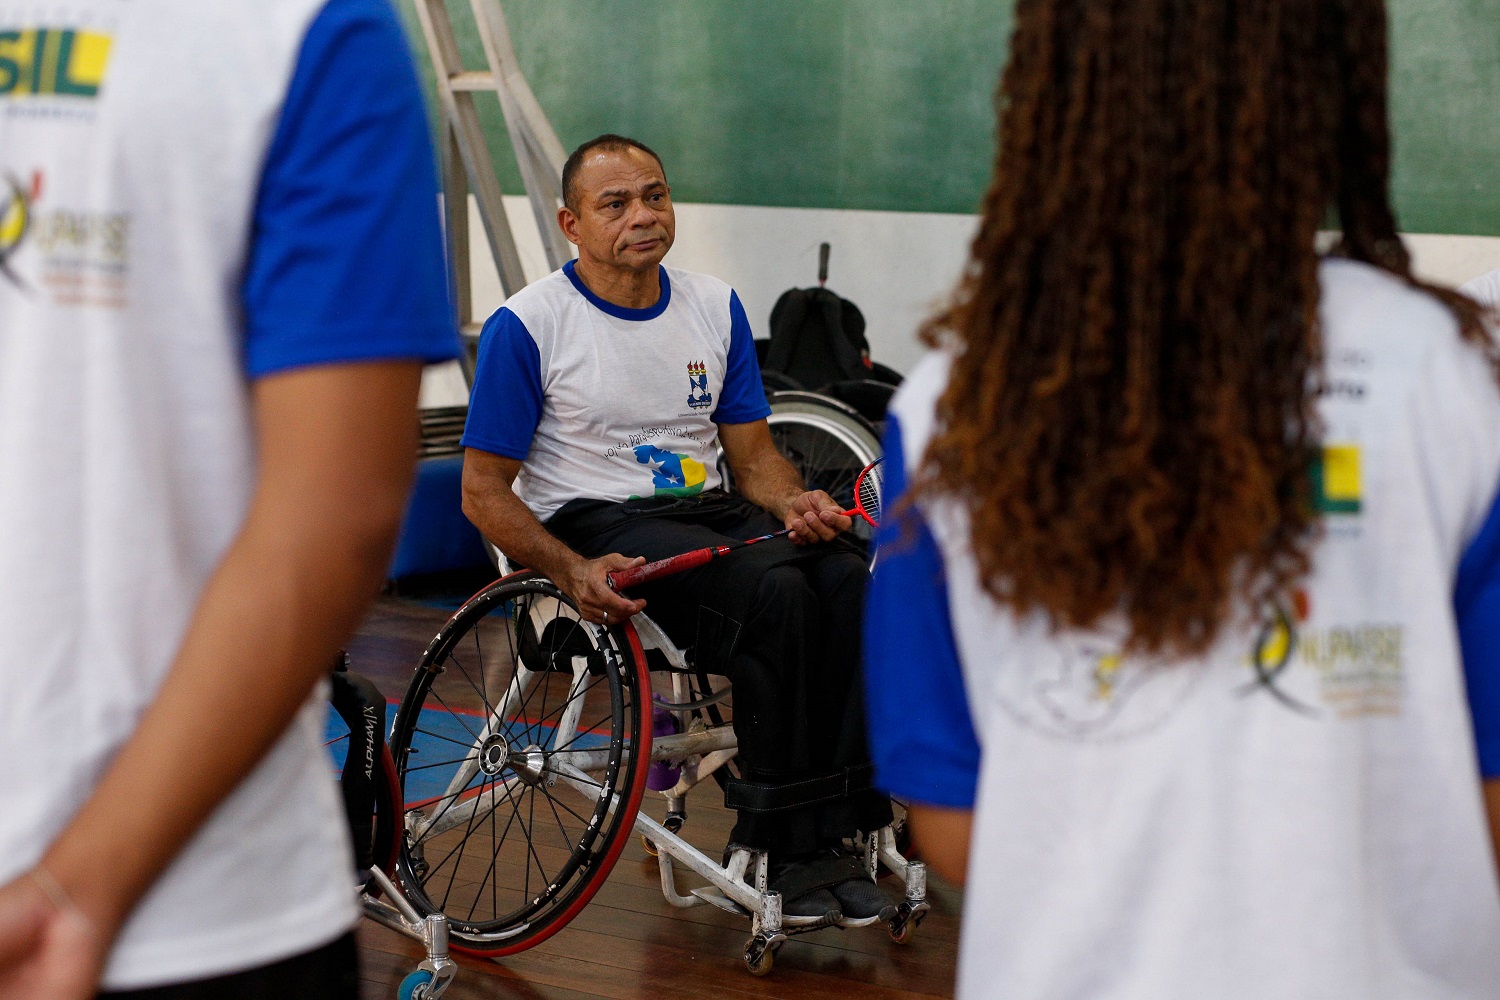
[744,935,776,976]
[398,968,435,1000]
[888,900,928,944]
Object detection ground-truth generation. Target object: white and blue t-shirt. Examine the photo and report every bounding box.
[866,259,1500,1000]
[462,260,772,521]
[1461,266,1500,311]
[0,0,455,988]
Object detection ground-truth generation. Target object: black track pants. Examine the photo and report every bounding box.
[548,491,892,854]
[97,932,357,1000]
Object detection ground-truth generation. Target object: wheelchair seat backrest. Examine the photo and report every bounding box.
[765,286,871,391]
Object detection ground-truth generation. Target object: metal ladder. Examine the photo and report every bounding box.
[407,0,571,371]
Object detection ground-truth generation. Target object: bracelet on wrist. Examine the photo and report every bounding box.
[27,865,90,926]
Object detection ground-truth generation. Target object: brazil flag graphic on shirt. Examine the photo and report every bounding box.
[1312,444,1361,515]
[632,443,706,498]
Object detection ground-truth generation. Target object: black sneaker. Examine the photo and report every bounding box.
[782,886,842,920]
[829,875,896,921]
[768,855,843,923]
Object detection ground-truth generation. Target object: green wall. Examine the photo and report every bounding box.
[397,0,1500,235]
[1388,2,1500,235]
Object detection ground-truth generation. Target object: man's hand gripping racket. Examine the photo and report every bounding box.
[608,460,882,591]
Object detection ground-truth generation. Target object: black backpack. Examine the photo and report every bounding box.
[765,285,871,391]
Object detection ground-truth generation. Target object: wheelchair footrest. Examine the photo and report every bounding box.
[833,913,885,930]
[689,886,847,930]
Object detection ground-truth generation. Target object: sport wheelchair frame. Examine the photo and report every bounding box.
[374,387,921,977]
[386,569,929,975]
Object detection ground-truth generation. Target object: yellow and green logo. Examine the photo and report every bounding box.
[0,28,113,99]
[1242,590,1318,716]
[1311,443,1361,515]
[0,172,39,289]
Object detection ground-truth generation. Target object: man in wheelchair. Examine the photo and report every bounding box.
[459,134,893,922]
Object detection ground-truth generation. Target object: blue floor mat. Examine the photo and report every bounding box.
[325,702,613,806]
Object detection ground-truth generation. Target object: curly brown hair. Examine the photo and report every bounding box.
[919,0,1490,654]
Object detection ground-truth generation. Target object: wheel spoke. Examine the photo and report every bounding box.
[404,755,483,774]
[548,709,618,755]
[428,689,485,745]
[412,726,488,752]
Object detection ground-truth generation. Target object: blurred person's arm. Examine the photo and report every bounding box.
[1487,780,1500,883]
[461,447,645,625]
[863,410,981,888]
[0,1,455,993]
[1452,471,1500,892]
[0,361,422,996]
[907,805,975,887]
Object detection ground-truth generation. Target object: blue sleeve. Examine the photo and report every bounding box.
[863,413,981,807]
[459,308,543,460]
[712,291,773,424]
[1454,478,1500,779]
[241,0,457,377]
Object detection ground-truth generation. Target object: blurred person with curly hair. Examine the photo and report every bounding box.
[865,1,1500,997]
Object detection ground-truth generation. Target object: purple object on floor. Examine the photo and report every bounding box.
[647,707,681,791]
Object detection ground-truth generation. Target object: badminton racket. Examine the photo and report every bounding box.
[608,459,882,591]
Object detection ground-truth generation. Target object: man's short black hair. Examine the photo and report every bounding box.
[561,134,666,211]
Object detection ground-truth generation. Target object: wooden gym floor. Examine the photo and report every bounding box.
[348,583,962,1000]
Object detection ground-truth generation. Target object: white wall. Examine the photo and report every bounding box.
[419,195,1500,408]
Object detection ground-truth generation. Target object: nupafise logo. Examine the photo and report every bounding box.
[0,171,40,290]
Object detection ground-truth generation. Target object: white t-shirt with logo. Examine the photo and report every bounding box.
[0,0,455,988]
[865,258,1500,999]
[461,260,772,521]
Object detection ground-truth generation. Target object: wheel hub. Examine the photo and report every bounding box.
[479,733,510,775]
[510,746,548,786]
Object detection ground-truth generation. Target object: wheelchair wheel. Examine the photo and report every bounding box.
[326,670,401,886]
[389,571,651,955]
[765,391,883,541]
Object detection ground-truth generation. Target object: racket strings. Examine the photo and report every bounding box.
[855,462,883,525]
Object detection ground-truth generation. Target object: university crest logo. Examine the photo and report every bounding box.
[686,360,713,410]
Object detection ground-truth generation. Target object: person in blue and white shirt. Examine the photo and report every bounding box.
[1461,265,1500,311]
[461,135,893,923]
[865,1,1500,998]
[0,1,456,996]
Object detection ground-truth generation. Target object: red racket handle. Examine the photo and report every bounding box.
[608,546,723,590]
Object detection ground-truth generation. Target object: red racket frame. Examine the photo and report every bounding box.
[608,459,881,591]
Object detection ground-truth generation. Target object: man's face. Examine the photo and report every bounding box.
[559,146,675,274]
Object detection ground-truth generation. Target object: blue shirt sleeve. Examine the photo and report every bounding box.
[1454,477,1500,779]
[459,308,543,460]
[712,291,773,424]
[241,0,458,377]
[863,413,981,807]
